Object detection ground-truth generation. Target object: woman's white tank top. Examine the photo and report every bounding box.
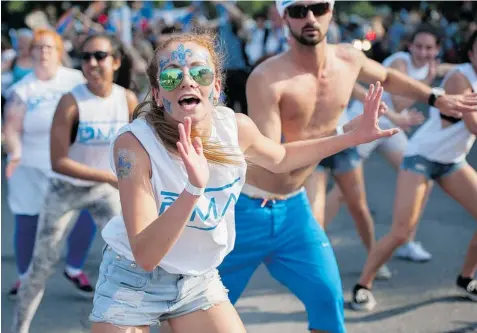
[381,51,430,110]
[53,84,130,186]
[10,67,85,170]
[405,63,477,163]
[347,52,430,121]
[102,106,247,275]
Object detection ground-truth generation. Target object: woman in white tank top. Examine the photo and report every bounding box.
[2,29,97,298]
[326,24,456,263]
[12,33,138,333]
[352,31,477,312]
[87,30,399,333]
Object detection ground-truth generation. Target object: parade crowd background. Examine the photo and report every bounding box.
[2,0,477,115]
[1,1,477,333]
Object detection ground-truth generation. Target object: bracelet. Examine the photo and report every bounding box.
[184,180,205,196]
[336,125,344,135]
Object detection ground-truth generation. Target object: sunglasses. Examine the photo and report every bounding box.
[80,51,111,62]
[32,44,56,51]
[159,66,215,91]
[286,3,330,19]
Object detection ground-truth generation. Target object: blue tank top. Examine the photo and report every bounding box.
[12,64,33,83]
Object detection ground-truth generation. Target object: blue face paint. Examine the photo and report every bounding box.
[171,44,193,67]
[162,97,172,114]
[209,90,214,104]
[159,45,209,72]
[159,58,170,71]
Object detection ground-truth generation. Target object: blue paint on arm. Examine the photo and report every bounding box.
[208,90,214,104]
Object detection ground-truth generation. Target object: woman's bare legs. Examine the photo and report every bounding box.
[437,164,477,279]
[334,165,375,252]
[168,301,246,333]
[358,170,431,288]
[91,323,149,333]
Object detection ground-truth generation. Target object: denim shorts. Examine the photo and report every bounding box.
[316,147,361,175]
[401,155,465,180]
[89,246,229,327]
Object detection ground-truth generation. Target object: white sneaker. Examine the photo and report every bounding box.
[376,264,392,280]
[351,287,377,312]
[395,241,432,262]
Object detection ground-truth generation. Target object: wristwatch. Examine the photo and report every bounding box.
[336,125,344,135]
[428,87,445,107]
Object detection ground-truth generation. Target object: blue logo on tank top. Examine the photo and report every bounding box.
[27,92,63,110]
[159,177,241,230]
[77,121,125,145]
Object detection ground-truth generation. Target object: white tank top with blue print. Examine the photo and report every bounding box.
[53,83,130,186]
[102,106,247,275]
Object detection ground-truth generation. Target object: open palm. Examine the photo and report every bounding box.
[176,117,209,188]
[355,82,401,144]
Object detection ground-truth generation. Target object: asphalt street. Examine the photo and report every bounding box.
[1,145,476,333]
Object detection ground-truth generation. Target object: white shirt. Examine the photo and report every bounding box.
[381,51,430,110]
[405,63,476,163]
[10,67,85,170]
[347,51,430,123]
[53,83,130,186]
[102,106,247,275]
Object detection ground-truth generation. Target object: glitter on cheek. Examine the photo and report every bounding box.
[163,97,172,114]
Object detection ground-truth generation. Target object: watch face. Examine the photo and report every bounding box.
[433,88,445,96]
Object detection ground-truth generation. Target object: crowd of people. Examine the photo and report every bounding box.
[1,1,477,333]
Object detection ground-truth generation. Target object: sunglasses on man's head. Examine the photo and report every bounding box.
[159,66,215,91]
[286,3,330,19]
[80,51,111,62]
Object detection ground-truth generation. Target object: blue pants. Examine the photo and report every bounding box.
[14,210,96,275]
[219,191,346,333]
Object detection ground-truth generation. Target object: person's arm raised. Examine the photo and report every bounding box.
[356,48,477,118]
[238,82,400,173]
[50,93,117,186]
[352,82,424,132]
[113,119,204,271]
[443,72,477,135]
[243,67,282,148]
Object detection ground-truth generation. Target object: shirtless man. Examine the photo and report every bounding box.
[218,1,477,332]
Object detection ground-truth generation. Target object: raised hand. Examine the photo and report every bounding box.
[425,59,438,84]
[378,101,389,117]
[345,100,389,133]
[394,107,425,132]
[435,92,477,118]
[176,117,209,189]
[354,82,401,144]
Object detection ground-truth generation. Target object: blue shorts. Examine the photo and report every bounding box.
[316,147,361,175]
[219,191,346,333]
[401,155,465,180]
[90,246,228,327]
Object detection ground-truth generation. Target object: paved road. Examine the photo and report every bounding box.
[2,145,477,333]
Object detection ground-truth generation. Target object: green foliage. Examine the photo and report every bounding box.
[236,1,270,15]
[349,1,375,19]
[7,1,26,13]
